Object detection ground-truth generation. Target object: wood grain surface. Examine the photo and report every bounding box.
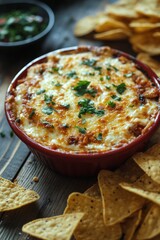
[0,0,159,239]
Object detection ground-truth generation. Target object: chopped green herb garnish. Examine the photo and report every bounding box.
[111,95,121,101]
[29,109,35,119]
[73,80,97,97]
[73,80,90,96]
[105,86,111,90]
[108,101,116,108]
[116,83,126,94]
[55,82,62,87]
[124,72,133,78]
[66,71,77,79]
[113,66,118,72]
[10,131,14,137]
[81,59,96,67]
[44,94,55,104]
[106,76,111,80]
[61,103,70,109]
[93,66,102,72]
[96,133,102,141]
[36,89,46,95]
[129,104,134,108]
[42,106,55,115]
[52,67,59,72]
[78,98,105,118]
[89,72,95,76]
[100,77,103,81]
[75,126,86,134]
[0,132,5,138]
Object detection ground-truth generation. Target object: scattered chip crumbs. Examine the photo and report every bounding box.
[98,170,144,226]
[33,176,39,183]
[64,193,122,240]
[74,0,160,55]
[22,213,84,240]
[0,177,40,212]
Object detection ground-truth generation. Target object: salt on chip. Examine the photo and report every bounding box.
[137,53,160,77]
[94,29,131,40]
[84,183,101,199]
[64,192,122,240]
[133,152,160,184]
[121,210,142,240]
[136,203,160,239]
[130,33,160,55]
[98,170,145,226]
[0,177,39,212]
[22,213,84,240]
[120,174,160,205]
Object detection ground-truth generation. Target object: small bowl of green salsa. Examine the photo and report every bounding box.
[0,0,54,50]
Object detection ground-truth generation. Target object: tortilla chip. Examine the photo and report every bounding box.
[153,32,160,37]
[120,174,160,205]
[94,28,131,40]
[74,16,97,37]
[137,53,160,77]
[0,177,39,212]
[133,152,160,184]
[146,143,160,157]
[115,158,144,183]
[22,213,84,240]
[84,183,101,199]
[106,2,138,19]
[129,18,160,32]
[136,204,160,239]
[98,170,145,226]
[64,192,122,240]
[130,33,160,55]
[95,16,129,32]
[121,210,142,240]
[136,0,160,18]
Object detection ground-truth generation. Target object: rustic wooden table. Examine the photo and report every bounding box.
[0,0,159,239]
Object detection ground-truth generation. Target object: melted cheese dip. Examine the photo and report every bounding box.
[8,47,159,153]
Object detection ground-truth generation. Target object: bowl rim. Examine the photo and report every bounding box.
[0,0,55,47]
[5,46,160,159]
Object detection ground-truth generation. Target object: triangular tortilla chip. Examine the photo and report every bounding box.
[133,152,160,184]
[120,174,160,205]
[98,170,145,226]
[64,192,122,240]
[115,158,144,183]
[22,213,84,240]
[84,183,101,199]
[136,203,160,239]
[121,210,142,240]
[0,177,39,212]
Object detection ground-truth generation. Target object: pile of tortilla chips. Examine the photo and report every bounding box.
[74,0,160,56]
[21,143,160,240]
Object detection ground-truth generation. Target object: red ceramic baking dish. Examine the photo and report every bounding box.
[5,46,160,177]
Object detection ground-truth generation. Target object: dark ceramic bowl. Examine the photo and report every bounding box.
[5,46,160,177]
[0,0,54,51]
